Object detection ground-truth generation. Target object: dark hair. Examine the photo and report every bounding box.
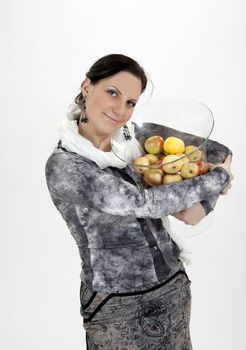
[74,54,147,108]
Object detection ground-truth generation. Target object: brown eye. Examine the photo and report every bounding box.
[107,89,117,97]
[127,101,136,108]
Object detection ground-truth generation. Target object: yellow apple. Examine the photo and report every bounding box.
[144,169,163,186]
[163,174,183,185]
[144,136,164,154]
[180,162,199,179]
[144,153,159,165]
[176,153,189,165]
[133,156,150,174]
[185,145,202,162]
[163,136,185,155]
[162,154,183,174]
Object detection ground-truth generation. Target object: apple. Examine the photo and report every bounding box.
[133,156,150,174]
[163,136,185,155]
[176,153,189,165]
[155,159,165,170]
[194,160,209,175]
[185,145,202,161]
[180,162,199,179]
[163,174,183,185]
[152,160,165,174]
[144,136,164,155]
[144,169,163,186]
[144,153,159,165]
[162,154,183,174]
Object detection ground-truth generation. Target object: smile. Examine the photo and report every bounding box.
[103,113,121,124]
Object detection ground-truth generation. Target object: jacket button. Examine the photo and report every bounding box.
[153,246,158,251]
[144,225,148,230]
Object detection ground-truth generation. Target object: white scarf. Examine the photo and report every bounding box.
[58,103,144,169]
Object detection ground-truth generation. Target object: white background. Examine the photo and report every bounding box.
[1,0,245,349]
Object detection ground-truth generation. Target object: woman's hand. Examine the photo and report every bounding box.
[208,153,234,195]
[171,202,207,226]
[172,153,234,225]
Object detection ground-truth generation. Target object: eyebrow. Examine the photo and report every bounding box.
[109,85,138,102]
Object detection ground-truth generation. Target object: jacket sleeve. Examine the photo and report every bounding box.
[45,151,229,219]
[199,137,232,214]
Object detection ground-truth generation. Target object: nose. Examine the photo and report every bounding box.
[113,100,126,116]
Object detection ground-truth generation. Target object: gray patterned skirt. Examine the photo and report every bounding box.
[80,271,192,350]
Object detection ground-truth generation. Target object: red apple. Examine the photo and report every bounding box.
[144,136,164,154]
[155,159,165,170]
[144,169,163,186]
[193,160,209,175]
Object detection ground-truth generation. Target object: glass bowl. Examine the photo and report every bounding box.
[132,97,214,171]
[112,98,215,238]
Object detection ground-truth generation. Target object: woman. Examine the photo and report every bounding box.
[45,54,233,349]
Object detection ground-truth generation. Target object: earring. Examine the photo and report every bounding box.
[80,97,88,123]
[123,125,132,141]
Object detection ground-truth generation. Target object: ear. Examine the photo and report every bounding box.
[81,78,91,97]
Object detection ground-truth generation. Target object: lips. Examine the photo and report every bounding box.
[103,112,121,124]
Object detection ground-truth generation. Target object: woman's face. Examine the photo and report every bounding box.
[81,71,142,136]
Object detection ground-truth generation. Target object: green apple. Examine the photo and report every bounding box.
[180,162,199,179]
[144,153,159,165]
[163,174,183,185]
[185,145,202,162]
[162,154,183,174]
[133,156,150,174]
[176,153,189,165]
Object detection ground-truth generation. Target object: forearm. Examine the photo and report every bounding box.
[46,152,230,219]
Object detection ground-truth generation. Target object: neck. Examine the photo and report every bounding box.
[78,123,112,152]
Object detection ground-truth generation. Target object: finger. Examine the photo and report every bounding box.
[221,183,232,195]
[207,162,215,171]
[221,188,228,195]
[224,153,232,165]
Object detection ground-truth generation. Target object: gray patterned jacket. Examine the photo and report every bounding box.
[45,123,230,293]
